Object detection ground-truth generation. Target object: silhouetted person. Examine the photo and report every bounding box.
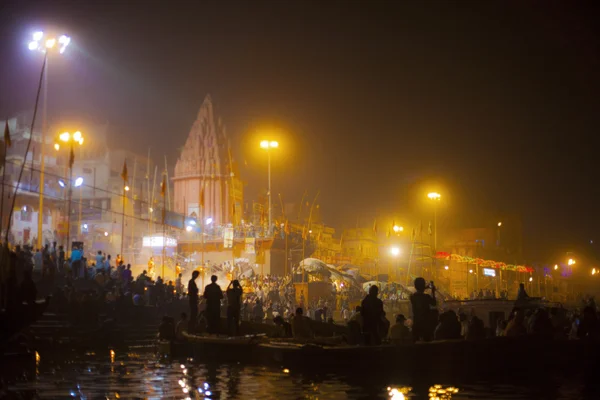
[19,270,37,306]
[158,316,175,341]
[410,277,436,342]
[516,283,530,302]
[188,271,200,331]
[578,306,600,339]
[505,308,527,337]
[175,313,188,341]
[361,285,385,345]
[466,315,485,340]
[390,314,412,345]
[204,275,223,334]
[434,310,461,340]
[226,280,243,336]
[291,307,312,339]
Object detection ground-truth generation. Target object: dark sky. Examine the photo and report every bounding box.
[1,1,599,261]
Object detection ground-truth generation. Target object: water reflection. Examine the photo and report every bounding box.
[5,351,593,399]
[429,385,459,400]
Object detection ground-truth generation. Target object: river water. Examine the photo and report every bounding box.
[6,349,597,399]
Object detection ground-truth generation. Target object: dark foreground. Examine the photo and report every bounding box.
[3,348,600,400]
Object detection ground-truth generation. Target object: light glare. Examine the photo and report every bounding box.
[28,41,38,51]
[427,192,441,200]
[74,177,84,187]
[45,38,56,48]
[33,31,44,41]
[270,140,279,148]
[59,132,70,142]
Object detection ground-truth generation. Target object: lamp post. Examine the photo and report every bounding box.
[122,184,130,261]
[28,31,71,249]
[55,131,83,255]
[260,140,278,236]
[427,192,441,250]
[390,246,400,281]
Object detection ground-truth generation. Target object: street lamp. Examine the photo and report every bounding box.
[393,225,403,233]
[568,258,576,266]
[55,131,84,255]
[260,140,279,236]
[390,246,400,257]
[29,30,71,250]
[427,192,441,250]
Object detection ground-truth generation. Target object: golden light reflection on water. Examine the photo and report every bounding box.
[429,384,459,400]
[388,386,412,399]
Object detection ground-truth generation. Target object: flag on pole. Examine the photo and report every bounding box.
[284,220,290,235]
[411,228,416,242]
[199,185,204,207]
[386,229,391,238]
[302,225,307,240]
[3,121,11,148]
[373,218,378,234]
[121,161,128,182]
[160,174,166,197]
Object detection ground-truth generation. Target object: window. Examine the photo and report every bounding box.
[20,206,33,222]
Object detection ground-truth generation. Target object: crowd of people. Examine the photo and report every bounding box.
[4,241,600,348]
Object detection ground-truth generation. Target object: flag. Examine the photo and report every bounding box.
[160,174,166,197]
[284,220,290,235]
[69,146,75,168]
[428,221,432,236]
[386,229,391,238]
[231,203,236,219]
[121,161,128,182]
[199,186,205,207]
[373,218,378,234]
[3,121,10,148]
[302,225,307,240]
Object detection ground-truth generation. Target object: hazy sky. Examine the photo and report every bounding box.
[1,1,599,260]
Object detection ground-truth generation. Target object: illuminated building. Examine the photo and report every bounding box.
[173,95,243,226]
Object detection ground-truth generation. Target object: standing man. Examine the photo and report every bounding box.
[226,280,243,336]
[361,285,385,345]
[188,270,200,332]
[410,277,437,342]
[203,275,223,335]
[71,245,82,279]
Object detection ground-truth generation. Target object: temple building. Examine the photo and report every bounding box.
[173,95,243,227]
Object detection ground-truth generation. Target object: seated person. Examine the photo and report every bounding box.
[273,315,293,338]
[175,313,188,341]
[291,307,312,339]
[390,314,412,345]
[158,316,175,341]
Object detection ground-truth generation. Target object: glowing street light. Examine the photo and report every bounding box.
[427,192,441,249]
[592,268,597,276]
[205,217,213,225]
[529,276,533,282]
[74,177,83,187]
[554,264,558,270]
[124,185,130,192]
[427,192,441,200]
[568,258,576,266]
[497,222,502,227]
[27,30,72,250]
[390,247,400,257]
[260,139,279,236]
[393,225,403,233]
[444,266,449,270]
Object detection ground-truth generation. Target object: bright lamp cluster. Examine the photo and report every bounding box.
[28,31,71,54]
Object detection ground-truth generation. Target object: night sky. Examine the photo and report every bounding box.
[1,1,599,261]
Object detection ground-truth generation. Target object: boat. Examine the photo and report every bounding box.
[160,333,268,359]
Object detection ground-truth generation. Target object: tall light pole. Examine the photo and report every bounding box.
[55,131,83,255]
[28,31,71,249]
[427,192,441,250]
[260,140,278,236]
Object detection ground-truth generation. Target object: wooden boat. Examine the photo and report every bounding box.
[161,333,268,359]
